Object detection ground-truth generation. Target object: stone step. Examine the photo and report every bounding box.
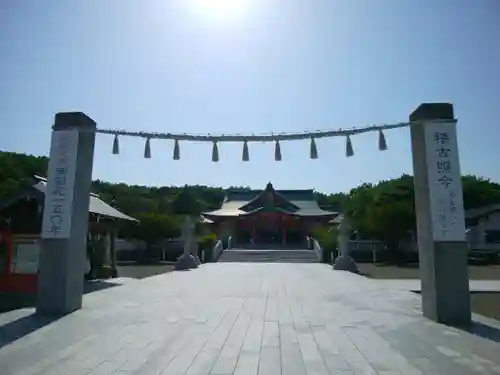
[218,248,319,263]
[233,243,307,250]
[218,253,318,259]
[218,259,319,263]
[223,249,316,256]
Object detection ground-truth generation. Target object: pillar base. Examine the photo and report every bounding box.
[37,239,84,315]
[333,255,359,273]
[421,241,471,326]
[174,254,198,270]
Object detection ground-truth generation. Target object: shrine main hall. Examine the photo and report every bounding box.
[201,182,337,246]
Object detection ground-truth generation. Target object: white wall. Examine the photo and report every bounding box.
[468,211,500,251]
[115,238,146,251]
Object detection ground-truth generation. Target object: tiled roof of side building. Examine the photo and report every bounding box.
[0,175,137,222]
[465,203,500,220]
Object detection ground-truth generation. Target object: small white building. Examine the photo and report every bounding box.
[465,204,500,251]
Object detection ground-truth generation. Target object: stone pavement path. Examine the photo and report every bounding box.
[1,263,500,375]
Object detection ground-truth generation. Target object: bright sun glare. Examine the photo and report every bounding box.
[188,0,251,23]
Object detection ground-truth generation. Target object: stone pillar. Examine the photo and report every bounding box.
[191,240,201,265]
[37,112,96,315]
[174,217,198,270]
[103,232,111,266]
[221,220,234,248]
[110,230,118,277]
[410,103,471,325]
[281,217,286,245]
[333,216,358,272]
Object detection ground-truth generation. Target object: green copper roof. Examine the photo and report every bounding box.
[226,189,316,202]
[202,183,335,219]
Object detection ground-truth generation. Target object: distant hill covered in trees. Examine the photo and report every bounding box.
[2,150,500,219]
[0,150,347,217]
[3,149,500,259]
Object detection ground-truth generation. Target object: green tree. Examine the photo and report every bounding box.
[121,213,182,261]
[345,175,415,262]
[343,173,500,262]
[344,182,375,236]
[315,192,348,211]
[123,213,181,245]
[311,225,339,263]
[462,175,500,209]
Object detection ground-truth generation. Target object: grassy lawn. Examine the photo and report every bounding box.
[358,263,500,321]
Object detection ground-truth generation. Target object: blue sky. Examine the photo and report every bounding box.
[1,0,499,194]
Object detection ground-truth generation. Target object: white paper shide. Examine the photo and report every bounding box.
[424,122,466,241]
[41,130,79,239]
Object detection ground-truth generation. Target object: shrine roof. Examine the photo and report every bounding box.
[0,175,137,222]
[465,203,500,220]
[202,185,336,218]
[225,189,316,202]
[329,213,345,224]
[289,200,338,216]
[203,201,248,217]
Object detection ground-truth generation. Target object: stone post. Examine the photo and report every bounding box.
[333,216,358,272]
[174,216,198,270]
[37,112,96,314]
[191,237,201,265]
[110,230,118,277]
[410,103,471,325]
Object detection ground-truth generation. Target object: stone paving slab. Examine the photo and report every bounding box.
[372,279,500,292]
[0,263,499,375]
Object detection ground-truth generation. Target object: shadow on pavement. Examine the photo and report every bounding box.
[0,312,65,349]
[0,280,120,309]
[83,280,120,294]
[463,321,500,344]
[0,280,120,349]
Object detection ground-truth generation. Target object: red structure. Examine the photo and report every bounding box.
[0,176,136,295]
[0,232,39,294]
[201,182,337,247]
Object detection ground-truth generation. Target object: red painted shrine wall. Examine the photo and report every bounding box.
[0,232,39,294]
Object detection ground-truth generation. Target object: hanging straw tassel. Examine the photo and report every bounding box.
[310,137,318,159]
[112,135,120,155]
[274,140,282,161]
[242,140,249,161]
[212,141,219,162]
[144,138,151,159]
[378,129,388,151]
[173,139,180,160]
[346,135,354,157]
